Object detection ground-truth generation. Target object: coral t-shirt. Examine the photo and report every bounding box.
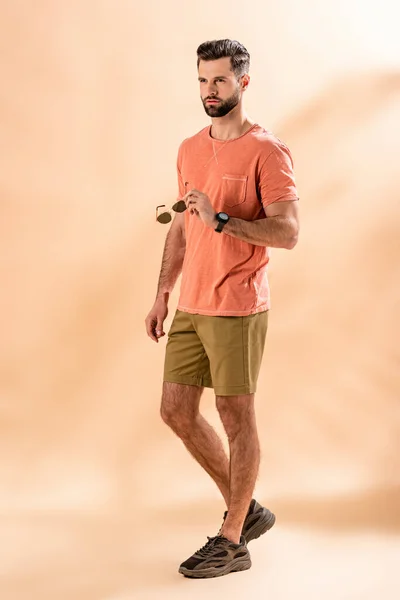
[176,123,298,316]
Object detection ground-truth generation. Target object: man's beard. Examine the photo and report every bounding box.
[202,87,240,117]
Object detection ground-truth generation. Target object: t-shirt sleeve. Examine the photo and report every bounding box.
[259,144,299,209]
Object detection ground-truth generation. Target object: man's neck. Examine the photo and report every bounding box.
[210,111,255,141]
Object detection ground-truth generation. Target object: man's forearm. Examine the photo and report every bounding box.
[222,215,298,248]
[155,230,186,302]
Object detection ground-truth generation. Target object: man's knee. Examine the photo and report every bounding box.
[160,381,203,431]
[216,394,255,440]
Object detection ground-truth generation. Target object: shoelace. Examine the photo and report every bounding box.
[196,535,226,557]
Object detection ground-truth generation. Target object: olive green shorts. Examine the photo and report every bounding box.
[163,309,269,396]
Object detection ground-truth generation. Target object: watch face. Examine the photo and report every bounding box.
[219,212,229,223]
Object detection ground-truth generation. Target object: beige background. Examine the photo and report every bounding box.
[1,1,399,598]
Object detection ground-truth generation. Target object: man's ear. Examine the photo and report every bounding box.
[241,74,250,90]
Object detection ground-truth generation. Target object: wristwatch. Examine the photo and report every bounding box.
[215,212,230,233]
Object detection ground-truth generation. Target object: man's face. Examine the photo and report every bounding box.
[198,57,245,118]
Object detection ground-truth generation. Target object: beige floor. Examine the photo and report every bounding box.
[0,506,399,600]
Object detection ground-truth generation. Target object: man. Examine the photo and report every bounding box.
[145,39,299,578]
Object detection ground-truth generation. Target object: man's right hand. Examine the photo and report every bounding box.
[145,298,169,343]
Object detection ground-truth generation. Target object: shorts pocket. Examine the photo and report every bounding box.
[221,173,248,207]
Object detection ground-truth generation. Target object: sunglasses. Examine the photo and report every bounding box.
[156,200,187,223]
[156,182,190,224]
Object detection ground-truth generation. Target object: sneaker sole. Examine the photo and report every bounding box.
[179,556,252,579]
[244,508,276,544]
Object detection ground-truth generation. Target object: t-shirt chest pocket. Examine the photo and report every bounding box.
[221,173,248,207]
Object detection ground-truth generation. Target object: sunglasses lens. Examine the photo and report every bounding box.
[172,200,187,213]
[157,211,172,224]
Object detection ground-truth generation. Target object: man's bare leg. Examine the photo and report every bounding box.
[160,381,230,507]
[216,394,260,544]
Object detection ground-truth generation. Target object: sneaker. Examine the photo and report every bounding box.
[178,535,251,579]
[223,499,276,544]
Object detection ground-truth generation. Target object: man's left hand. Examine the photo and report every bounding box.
[183,189,218,230]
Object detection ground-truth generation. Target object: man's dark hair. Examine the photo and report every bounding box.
[196,39,250,79]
